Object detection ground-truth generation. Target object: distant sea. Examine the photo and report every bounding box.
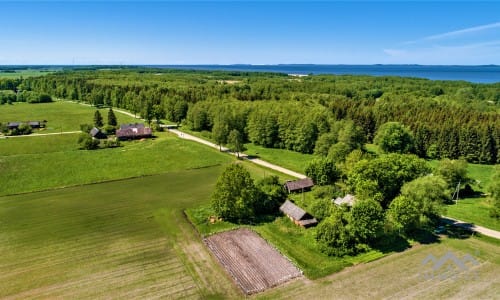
[152,65,500,84]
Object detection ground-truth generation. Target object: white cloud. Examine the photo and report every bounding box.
[405,22,500,45]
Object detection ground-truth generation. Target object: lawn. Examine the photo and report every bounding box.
[0,167,240,299]
[437,162,499,231]
[0,132,233,196]
[445,198,500,231]
[0,133,78,155]
[244,143,314,174]
[0,101,138,133]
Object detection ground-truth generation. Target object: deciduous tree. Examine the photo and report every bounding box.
[211,164,258,223]
[374,122,414,154]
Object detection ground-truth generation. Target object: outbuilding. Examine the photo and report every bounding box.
[279,199,317,228]
[90,127,107,139]
[283,178,314,193]
[333,194,356,207]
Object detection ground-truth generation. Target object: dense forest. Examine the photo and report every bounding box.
[1,68,499,164]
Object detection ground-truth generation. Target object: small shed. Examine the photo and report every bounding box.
[333,194,356,207]
[279,200,317,228]
[90,127,107,139]
[7,122,20,130]
[27,121,41,128]
[284,178,314,193]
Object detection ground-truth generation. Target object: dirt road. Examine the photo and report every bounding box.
[169,129,307,179]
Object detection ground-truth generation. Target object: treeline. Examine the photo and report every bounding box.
[0,90,52,104]
[1,68,498,163]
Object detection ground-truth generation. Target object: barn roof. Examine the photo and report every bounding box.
[284,178,314,192]
[120,123,145,130]
[90,127,101,137]
[116,126,152,138]
[279,200,307,221]
[333,194,356,207]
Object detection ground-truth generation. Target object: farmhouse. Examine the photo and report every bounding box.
[90,127,107,139]
[6,121,44,129]
[116,123,152,140]
[279,199,317,228]
[283,178,314,193]
[333,194,356,207]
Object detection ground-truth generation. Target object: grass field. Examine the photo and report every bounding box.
[0,101,138,133]
[0,132,233,196]
[442,163,499,231]
[244,143,314,174]
[0,69,53,78]
[0,167,240,299]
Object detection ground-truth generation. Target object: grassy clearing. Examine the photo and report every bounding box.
[445,198,500,231]
[254,217,388,279]
[0,101,138,133]
[438,162,499,230]
[0,69,53,78]
[258,235,499,299]
[0,132,232,196]
[0,167,239,299]
[244,143,314,173]
[0,133,78,155]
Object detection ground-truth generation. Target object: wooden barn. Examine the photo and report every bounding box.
[283,178,314,193]
[90,127,107,139]
[279,200,317,228]
[7,122,20,130]
[116,123,152,140]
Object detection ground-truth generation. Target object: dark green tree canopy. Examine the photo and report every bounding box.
[93,110,103,128]
[348,199,385,242]
[211,164,258,223]
[434,159,470,190]
[348,154,430,207]
[374,122,415,154]
[107,108,117,126]
[305,158,340,186]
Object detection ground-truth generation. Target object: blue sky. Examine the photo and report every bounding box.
[0,1,499,65]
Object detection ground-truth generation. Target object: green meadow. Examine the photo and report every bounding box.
[0,132,232,196]
[0,101,138,133]
[0,69,53,78]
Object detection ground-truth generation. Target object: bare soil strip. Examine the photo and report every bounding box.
[204,228,302,294]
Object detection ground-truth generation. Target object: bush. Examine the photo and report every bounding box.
[17,123,32,135]
[255,176,287,214]
[310,198,334,222]
[103,138,120,148]
[80,124,93,133]
[77,133,100,150]
[103,125,116,135]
